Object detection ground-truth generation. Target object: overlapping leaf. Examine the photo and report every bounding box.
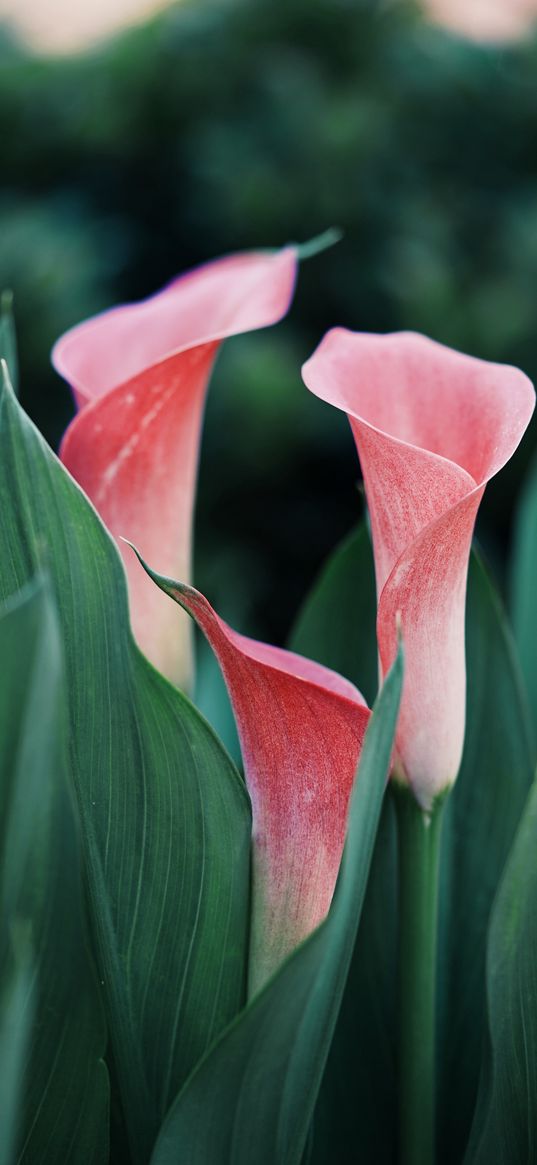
[465,777,537,1164]
[437,553,534,1162]
[0,375,252,1162]
[0,937,34,1165]
[150,643,403,1165]
[466,448,537,1164]
[511,450,537,751]
[0,577,108,1163]
[290,526,395,1163]
[289,524,533,1163]
[0,297,18,395]
[290,522,378,706]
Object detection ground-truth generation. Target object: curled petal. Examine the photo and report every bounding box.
[130,560,370,995]
[303,329,535,809]
[54,248,298,688]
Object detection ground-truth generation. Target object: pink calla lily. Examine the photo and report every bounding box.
[53,247,298,689]
[302,330,535,811]
[135,568,370,994]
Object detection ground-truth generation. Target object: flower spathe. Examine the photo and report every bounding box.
[303,330,535,810]
[53,247,298,690]
[129,558,371,995]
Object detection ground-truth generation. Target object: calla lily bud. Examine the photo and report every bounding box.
[303,330,534,810]
[53,247,298,691]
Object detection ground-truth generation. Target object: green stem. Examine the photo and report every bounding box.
[392,782,445,1165]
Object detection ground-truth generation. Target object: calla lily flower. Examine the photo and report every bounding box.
[128,557,370,995]
[53,247,298,689]
[302,330,535,811]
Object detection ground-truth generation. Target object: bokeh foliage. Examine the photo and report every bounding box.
[1,0,537,638]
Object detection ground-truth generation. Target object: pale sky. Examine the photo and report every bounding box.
[0,0,171,53]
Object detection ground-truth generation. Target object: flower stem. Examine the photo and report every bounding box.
[392,782,445,1165]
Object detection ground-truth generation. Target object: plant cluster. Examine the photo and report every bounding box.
[1,245,537,1164]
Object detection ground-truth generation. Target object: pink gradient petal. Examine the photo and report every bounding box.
[303,329,535,809]
[54,248,297,688]
[151,578,370,994]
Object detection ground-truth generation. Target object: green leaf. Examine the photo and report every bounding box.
[437,553,534,1163]
[464,776,537,1164]
[510,451,537,752]
[194,633,241,767]
[290,522,378,706]
[150,644,403,1165]
[0,932,35,1165]
[0,374,252,1162]
[307,796,398,1165]
[288,526,533,1163]
[0,294,18,396]
[292,227,343,261]
[289,525,397,1164]
[0,577,108,1163]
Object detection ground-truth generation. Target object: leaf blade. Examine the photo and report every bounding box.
[0,293,18,396]
[510,450,537,752]
[0,577,108,1164]
[437,553,534,1162]
[0,376,252,1160]
[290,522,378,706]
[464,776,537,1164]
[150,645,403,1165]
[288,525,534,1163]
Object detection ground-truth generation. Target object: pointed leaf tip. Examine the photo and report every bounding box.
[0,358,16,403]
[121,538,191,601]
[1,291,18,396]
[293,227,343,261]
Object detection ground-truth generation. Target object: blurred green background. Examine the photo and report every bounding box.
[1,0,537,646]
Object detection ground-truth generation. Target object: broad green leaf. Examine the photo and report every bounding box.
[288,526,533,1163]
[0,578,108,1163]
[150,645,403,1165]
[0,375,251,1162]
[194,633,241,767]
[290,522,378,706]
[289,525,397,1164]
[0,297,18,396]
[0,933,34,1165]
[510,451,537,751]
[437,553,534,1163]
[306,796,398,1165]
[464,776,537,1164]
